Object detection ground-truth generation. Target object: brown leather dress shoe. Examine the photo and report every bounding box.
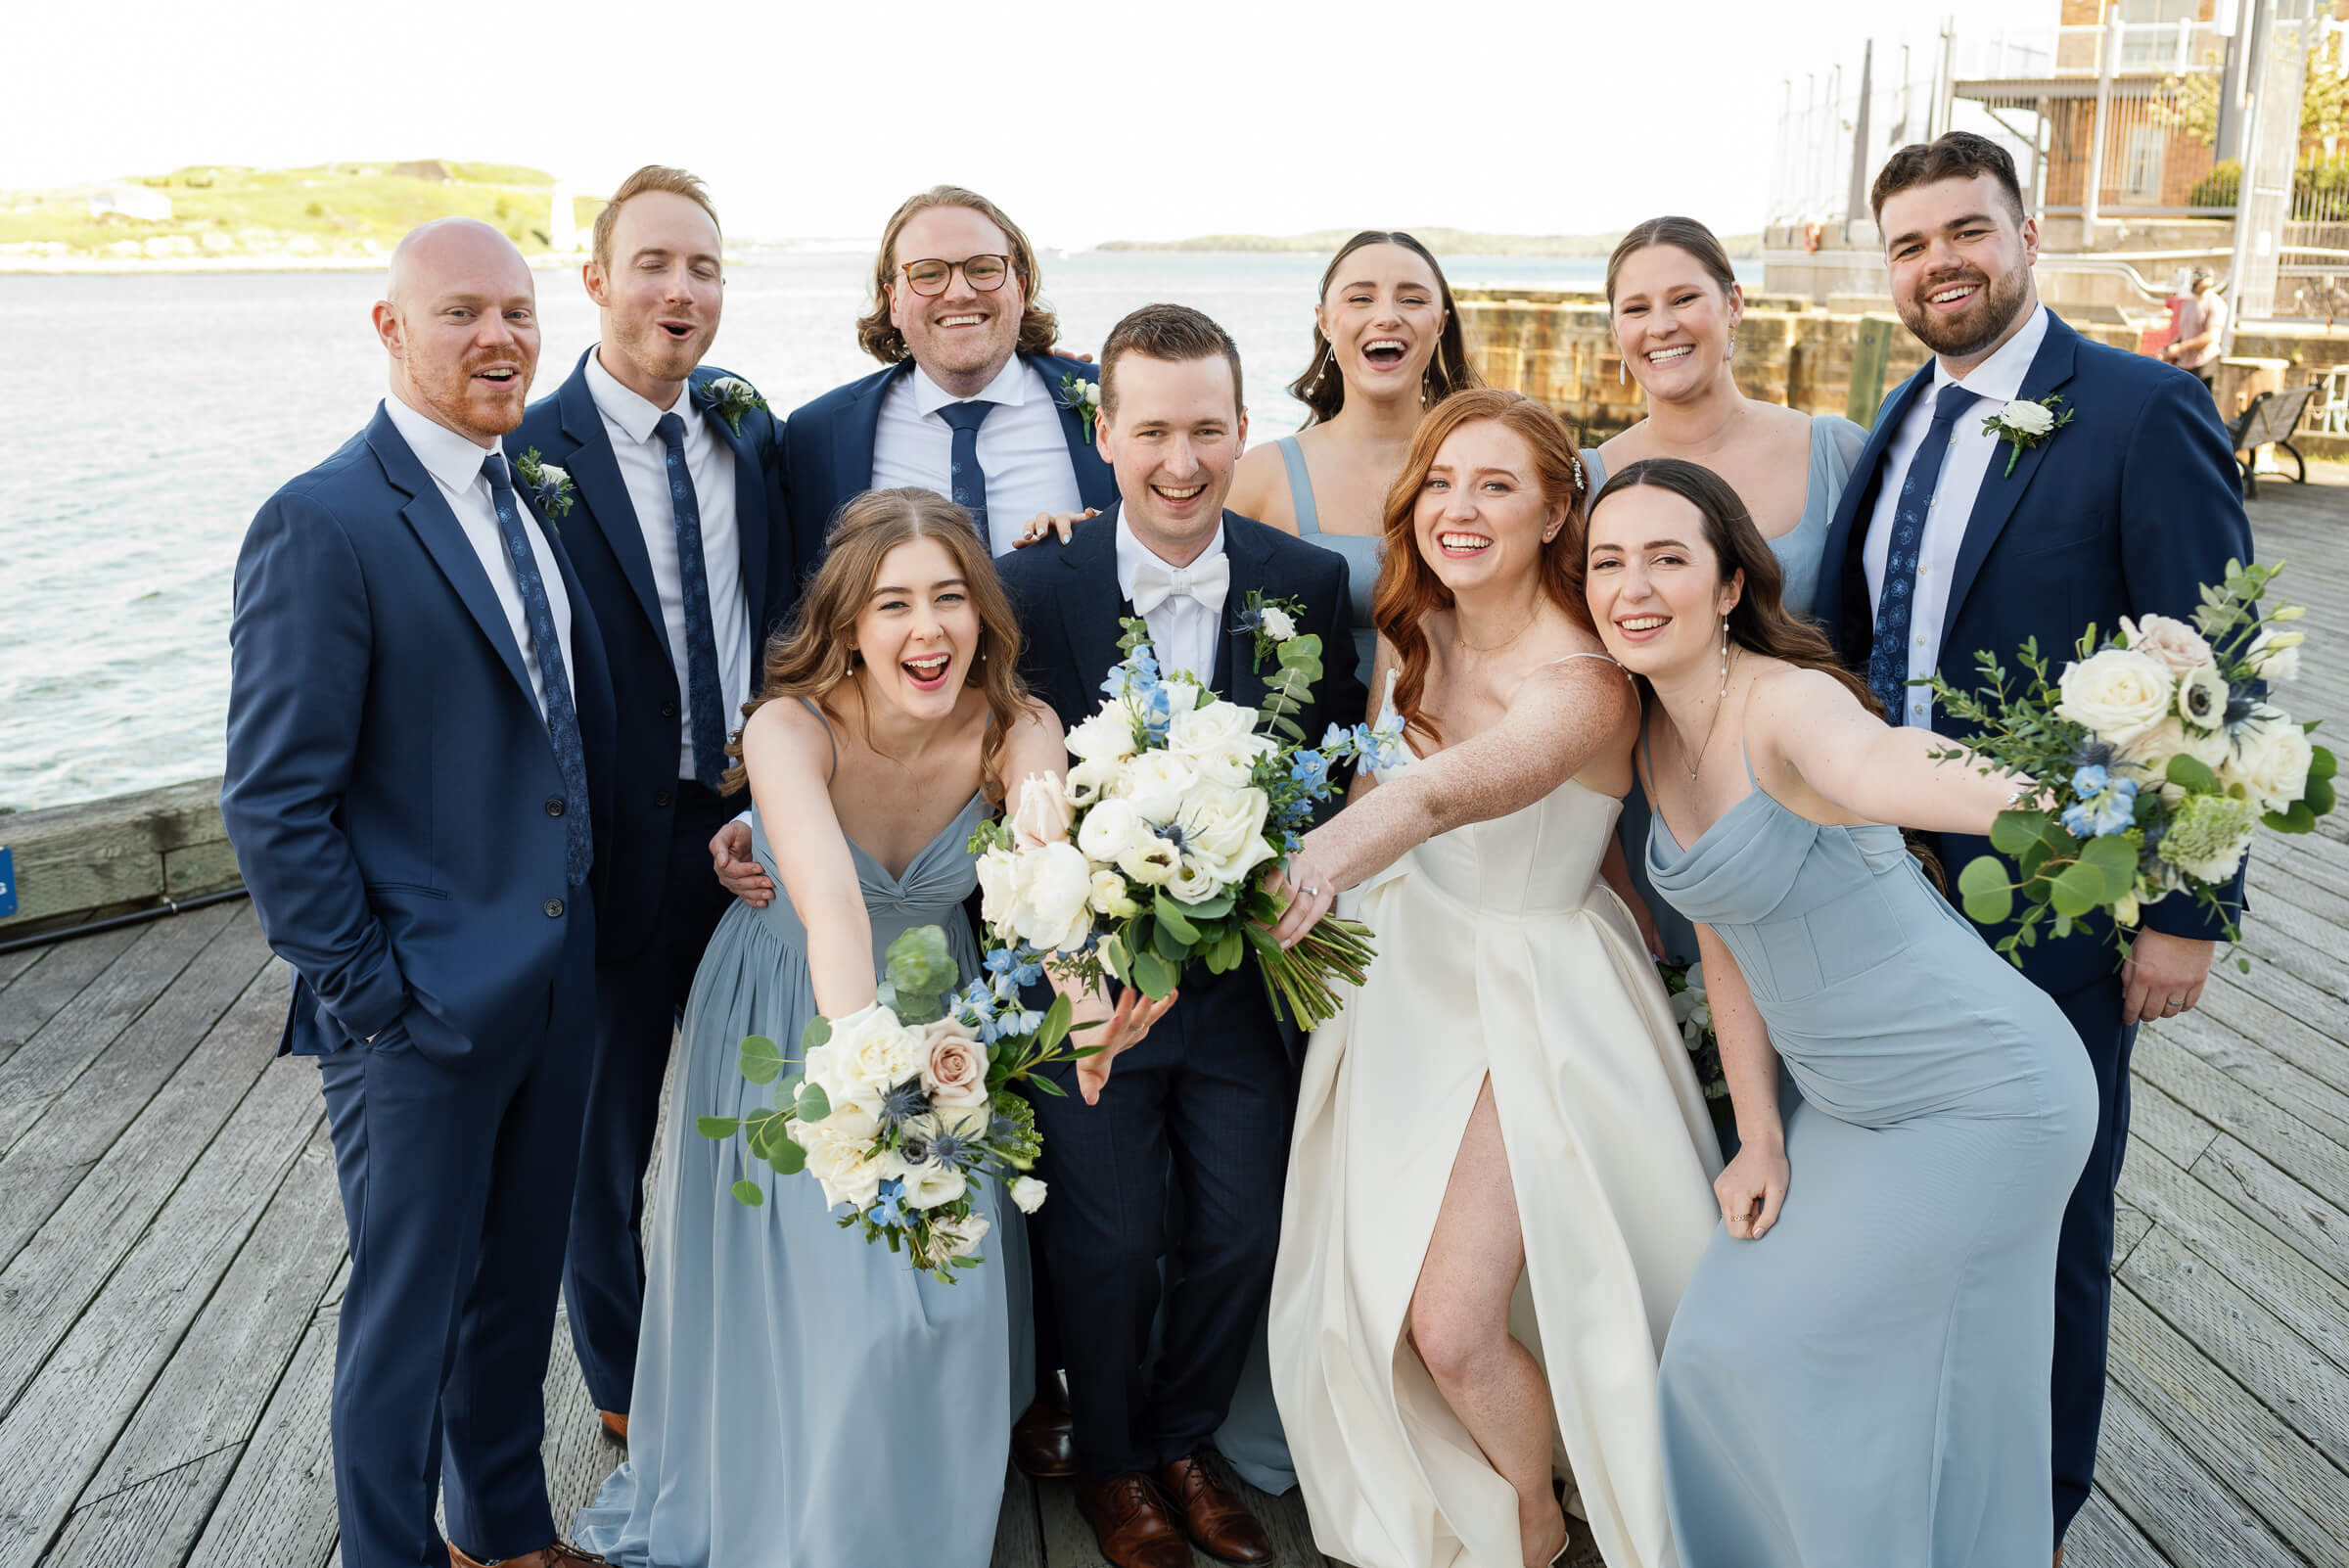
[447,1542,613,1567]
[1156,1452,1273,1564]
[1009,1393,1077,1478]
[1074,1471,1192,1568]
[598,1408,628,1444]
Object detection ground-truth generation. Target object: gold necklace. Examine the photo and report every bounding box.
[1679,636,1737,783]
[1455,606,1539,654]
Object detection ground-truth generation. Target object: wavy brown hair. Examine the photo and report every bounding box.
[854,186,1061,365]
[725,488,1034,804]
[1589,456,1943,886]
[1289,230,1480,425]
[1373,388,1590,749]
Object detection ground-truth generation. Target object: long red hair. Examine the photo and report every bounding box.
[1372,388,1592,748]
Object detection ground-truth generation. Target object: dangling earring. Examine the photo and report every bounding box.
[1726,330,1737,356]
[1619,357,1629,387]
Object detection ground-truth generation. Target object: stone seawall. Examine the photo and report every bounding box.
[0,778,242,940]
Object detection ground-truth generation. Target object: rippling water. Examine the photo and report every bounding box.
[0,250,1609,811]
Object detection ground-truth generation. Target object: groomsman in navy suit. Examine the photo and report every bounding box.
[512,165,794,1442]
[997,305,1364,1568]
[1815,132,2251,1564]
[222,218,616,1568]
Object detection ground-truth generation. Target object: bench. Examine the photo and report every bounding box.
[2228,384,2318,499]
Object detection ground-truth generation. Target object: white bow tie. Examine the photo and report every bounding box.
[1129,553,1230,617]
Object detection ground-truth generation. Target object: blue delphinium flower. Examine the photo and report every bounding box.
[1290,749,1332,794]
[2061,773,2139,839]
[2070,763,2110,797]
[870,1178,910,1228]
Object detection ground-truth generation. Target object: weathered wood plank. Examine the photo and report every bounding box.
[2119,1140,2349,1380]
[536,1307,616,1539]
[35,1447,240,1568]
[81,1120,343,1503]
[0,1074,323,1566]
[0,908,273,1271]
[2107,1279,2349,1563]
[2114,1201,2154,1272]
[0,929,143,1068]
[2191,1133,2349,1288]
[2063,1484,2172,1568]
[2092,1381,2302,1568]
[2119,1225,2349,1470]
[0,962,289,1419]
[2122,1074,2219,1172]
[2133,1030,2349,1228]
[0,948,43,992]
[2177,982,2349,1138]
[183,1308,338,1568]
[0,906,237,1156]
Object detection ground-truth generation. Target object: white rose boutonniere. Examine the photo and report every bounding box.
[697,374,769,438]
[1057,372,1103,443]
[1981,393,2074,479]
[1233,589,1310,672]
[512,448,576,520]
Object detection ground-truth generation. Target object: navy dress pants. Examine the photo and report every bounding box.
[2050,971,2135,1544]
[565,779,739,1413]
[318,899,596,1568]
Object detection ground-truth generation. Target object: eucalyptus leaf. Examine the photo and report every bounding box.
[1178,891,1234,919]
[2079,835,2139,896]
[2049,863,2103,919]
[2305,775,2334,818]
[766,1135,807,1176]
[802,1016,833,1052]
[2308,744,2335,781]
[1958,856,2015,925]
[1154,918,1191,962]
[796,1081,832,1123]
[696,1116,741,1139]
[739,1034,785,1085]
[1988,809,2044,857]
[2165,754,2222,794]
[732,1178,765,1207]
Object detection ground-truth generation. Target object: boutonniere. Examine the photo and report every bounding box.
[1982,393,2073,479]
[513,448,575,522]
[697,374,768,438]
[1057,373,1103,443]
[1233,590,1308,672]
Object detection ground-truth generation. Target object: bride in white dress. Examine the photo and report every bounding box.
[1266,390,1722,1568]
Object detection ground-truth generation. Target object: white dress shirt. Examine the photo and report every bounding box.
[1863,303,2051,727]
[383,395,576,719]
[585,350,752,780]
[1115,513,1228,682]
[871,356,1085,554]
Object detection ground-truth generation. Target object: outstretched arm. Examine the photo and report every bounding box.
[739,700,874,1019]
[1267,656,1638,945]
[1754,668,2027,835]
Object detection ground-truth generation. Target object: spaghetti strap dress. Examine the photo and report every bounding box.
[1278,434,1381,676]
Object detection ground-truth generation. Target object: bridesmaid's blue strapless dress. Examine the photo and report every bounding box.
[1646,769,2096,1568]
[575,798,1032,1568]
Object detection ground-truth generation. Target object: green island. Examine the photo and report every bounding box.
[0,161,606,269]
[1096,226,1762,258]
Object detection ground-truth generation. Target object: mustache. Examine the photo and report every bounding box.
[1912,268,1989,296]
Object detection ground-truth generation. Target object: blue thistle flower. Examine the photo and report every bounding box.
[876,1076,930,1130]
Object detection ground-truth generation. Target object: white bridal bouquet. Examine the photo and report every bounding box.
[972,601,1405,1028]
[1934,560,2334,962]
[699,926,1086,1280]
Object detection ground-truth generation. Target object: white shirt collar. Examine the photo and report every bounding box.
[1114,509,1226,598]
[1931,302,2050,407]
[910,354,1031,418]
[383,393,500,494]
[584,346,691,444]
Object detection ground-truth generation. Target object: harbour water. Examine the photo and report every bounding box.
[0,248,1615,812]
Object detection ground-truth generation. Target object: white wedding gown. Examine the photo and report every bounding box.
[1270,692,1723,1568]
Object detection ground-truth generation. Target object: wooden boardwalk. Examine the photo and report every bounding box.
[1,480,2345,1568]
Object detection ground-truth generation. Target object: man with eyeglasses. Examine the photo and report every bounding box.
[780,184,1116,565]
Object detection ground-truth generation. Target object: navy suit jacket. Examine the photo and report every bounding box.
[513,352,796,961]
[1816,310,2253,997]
[222,403,619,1060]
[783,351,1117,567]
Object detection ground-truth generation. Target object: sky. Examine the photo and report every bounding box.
[2,0,2053,248]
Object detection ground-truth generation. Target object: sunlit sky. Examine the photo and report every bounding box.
[5,0,2052,247]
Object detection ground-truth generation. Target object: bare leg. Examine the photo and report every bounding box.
[1407,1079,1567,1568]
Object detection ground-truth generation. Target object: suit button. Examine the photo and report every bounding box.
[544,899,565,918]
[545,797,565,817]
[660,699,678,718]
[654,790,672,808]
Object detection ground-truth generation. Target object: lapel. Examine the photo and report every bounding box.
[365,405,538,714]
[1819,361,1931,646]
[691,368,772,669]
[557,351,668,659]
[837,361,913,498]
[1051,504,1133,703]
[1028,353,1117,510]
[1943,313,2081,631]
[1214,514,1273,712]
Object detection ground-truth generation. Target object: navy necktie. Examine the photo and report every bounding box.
[656,411,729,791]
[936,399,992,540]
[1868,383,1980,720]
[484,454,593,886]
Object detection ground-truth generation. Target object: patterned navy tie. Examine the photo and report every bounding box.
[484,454,593,885]
[935,399,992,539]
[1868,383,1980,720]
[656,411,729,791]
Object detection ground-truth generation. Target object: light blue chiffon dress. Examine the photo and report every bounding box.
[1644,744,2096,1567]
[1276,435,1382,678]
[575,787,1032,1568]
[1592,415,1868,971]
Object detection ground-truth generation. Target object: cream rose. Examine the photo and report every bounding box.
[1998,399,2055,435]
[1168,701,1275,787]
[2118,613,2216,676]
[1077,797,1148,864]
[2054,648,2174,747]
[1259,605,1297,641]
[1002,841,1096,952]
[1117,750,1200,822]
[974,846,1022,939]
[1010,1176,1048,1214]
[2221,706,2314,815]
[1167,857,1222,903]
[809,1004,920,1109]
[1088,869,1139,917]
[1011,771,1074,845]
[801,1105,887,1210]
[1174,780,1275,882]
[1066,709,1139,765]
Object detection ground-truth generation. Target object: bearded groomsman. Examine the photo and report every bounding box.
[223,218,615,1568]
[513,165,794,1442]
[1814,132,2251,1564]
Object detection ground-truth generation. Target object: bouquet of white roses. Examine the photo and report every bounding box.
[1657,958,1727,1102]
[971,603,1405,1029]
[699,926,1089,1281]
[1933,559,2334,966]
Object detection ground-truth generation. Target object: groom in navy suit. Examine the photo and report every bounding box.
[1815,133,2252,1561]
[998,305,1364,1568]
[221,219,616,1568]
[512,166,795,1442]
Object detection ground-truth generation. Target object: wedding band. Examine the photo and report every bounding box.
[1303,883,1319,897]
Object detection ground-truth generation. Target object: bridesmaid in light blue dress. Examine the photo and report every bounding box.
[576,490,1082,1568]
[1586,458,2096,1567]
